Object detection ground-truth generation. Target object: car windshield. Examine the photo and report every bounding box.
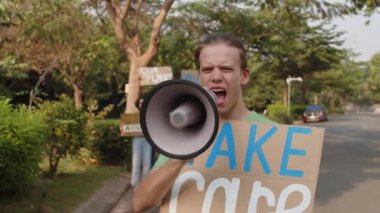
[306,105,322,112]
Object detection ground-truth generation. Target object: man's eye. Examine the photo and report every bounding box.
[201,68,212,73]
[222,67,233,72]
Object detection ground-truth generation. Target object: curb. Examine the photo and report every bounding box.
[75,173,131,213]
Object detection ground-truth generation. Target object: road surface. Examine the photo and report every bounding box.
[307,114,380,213]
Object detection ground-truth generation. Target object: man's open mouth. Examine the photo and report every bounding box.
[211,88,226,106]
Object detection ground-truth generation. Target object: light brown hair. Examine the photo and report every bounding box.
[194,32,247,70]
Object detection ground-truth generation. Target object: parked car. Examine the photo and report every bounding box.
[303,105,328,123]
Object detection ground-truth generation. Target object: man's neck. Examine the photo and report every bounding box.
[220,103,251,121]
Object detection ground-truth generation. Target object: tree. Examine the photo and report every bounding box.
[368,53,380,102]
[19,0,104,108]
[168,1,346,107]
[307,57,366,112]
[244,66,282,111]
[0,54,28,97]
[155,28,197,76]
[37,95,87,177]
[348,0,380,15]
[249,2,346,106]
[101,0,175,113]
[0,0,122,108]
[0,0,28,98]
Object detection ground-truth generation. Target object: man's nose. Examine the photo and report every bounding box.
[210,69,222,82]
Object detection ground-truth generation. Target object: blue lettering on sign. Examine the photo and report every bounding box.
[206,122,236,170]
[244,125,277,174]
[280,126,311,177]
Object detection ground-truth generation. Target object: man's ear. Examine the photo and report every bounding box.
[241,68,250,86]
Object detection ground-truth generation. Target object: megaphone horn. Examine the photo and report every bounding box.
[140,80,219,159]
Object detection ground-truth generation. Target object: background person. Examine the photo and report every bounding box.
[130,97,153,188]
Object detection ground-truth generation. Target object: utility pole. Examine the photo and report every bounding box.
[286,76,303,115]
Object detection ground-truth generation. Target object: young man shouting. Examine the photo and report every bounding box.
[132,33,273,212]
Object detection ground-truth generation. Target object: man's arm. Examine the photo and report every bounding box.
[132,159,188,212]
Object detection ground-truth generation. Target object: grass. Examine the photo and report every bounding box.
[0,156,125,213]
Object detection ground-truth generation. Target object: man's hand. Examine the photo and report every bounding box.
[132,158,191,212]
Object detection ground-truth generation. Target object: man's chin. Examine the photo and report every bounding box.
[217,107,229,119]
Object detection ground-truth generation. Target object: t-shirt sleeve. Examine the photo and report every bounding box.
[245,111,276,124]
[153,154,170,168]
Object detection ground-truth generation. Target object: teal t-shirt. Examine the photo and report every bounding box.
[152,111,275,168]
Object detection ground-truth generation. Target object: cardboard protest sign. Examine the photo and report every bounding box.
[139,66,173,86]
[120,66,173,136]
[181,70,199,84]
[120,113,143,136]
[160,121,324,213]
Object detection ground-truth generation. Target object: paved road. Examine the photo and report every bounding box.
[305,114,380,213]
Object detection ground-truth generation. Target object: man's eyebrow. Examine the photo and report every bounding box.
[218,65,233,69]
[219,64,233,67]
[200,65,213,69]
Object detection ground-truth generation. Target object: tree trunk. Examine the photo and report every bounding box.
[47,146,60,178]
[105,0,175,114]
[125,56,153,113]
[72,83,83,109]
[28,68,52,109]
[48,154,61,178]
[125,60,141,113]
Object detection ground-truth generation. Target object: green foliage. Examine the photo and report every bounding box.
[267,103,293,124]
[348,0,380,15]
[85,99,114,123]
[0,98,48,193]
[368,53,380,102]
[291,104,307,120]
[0,0,24,24]
[156,29,197,76]
[0,54,28,97]
[2,0,377,118]
[0,54,27,79]
[37,95,87,177]
[244,67,282,111]
[0,165,122,212]
[89,120,131,167]
[308,59,367,111]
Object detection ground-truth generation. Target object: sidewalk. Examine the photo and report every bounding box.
[76,172,133,213]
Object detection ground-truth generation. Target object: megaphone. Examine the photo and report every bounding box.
[140,80,219,159]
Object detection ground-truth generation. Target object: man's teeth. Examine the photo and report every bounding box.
[212,89,225,93]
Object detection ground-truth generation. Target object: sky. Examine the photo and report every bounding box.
[327,0,380,62]
[331,12,380,62]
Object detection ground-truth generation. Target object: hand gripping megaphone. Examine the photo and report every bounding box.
[140,80,219,159]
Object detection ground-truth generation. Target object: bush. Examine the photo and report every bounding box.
[37,95,87,177]
[89,120,131,167]
[291,104,306,120]
[267,103,293,124]
[0,98,48,193]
